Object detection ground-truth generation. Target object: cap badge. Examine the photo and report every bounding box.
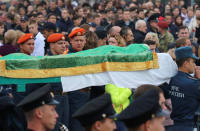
[102,113,106,118]
[151,114,155,118]
[77,32,81,36]
[50,92,54,98]
[62,36,65,40]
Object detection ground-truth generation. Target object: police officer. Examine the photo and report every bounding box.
[17,84,59,131]
[72,94,117,131]
[117,89,168,131]
[166,46,200,131]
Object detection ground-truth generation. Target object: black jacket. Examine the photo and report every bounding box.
[134,30,146,44]
[57,18,73,33]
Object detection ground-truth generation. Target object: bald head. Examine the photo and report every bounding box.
[109,26,121,36]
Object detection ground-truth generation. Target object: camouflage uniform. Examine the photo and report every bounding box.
[159,31,174,52]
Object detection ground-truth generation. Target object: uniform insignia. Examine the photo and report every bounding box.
[102,113,106,118]
[151,114,155,118]
[42,101,45,105]
[77,32,81,35]
[187,76,197,80]
[50,92,54,98]
[62,36,65,40]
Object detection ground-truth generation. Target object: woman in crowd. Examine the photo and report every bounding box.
[107,34,126,47]
[0,29,18,56]
[144,32,160,52]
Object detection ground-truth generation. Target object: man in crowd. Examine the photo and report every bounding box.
[120,26,134,45]
[17,33,34,55]
[57,8,73,35]
[115,8,135,32]
[17,84,59,131]
[28,20,45,56]
[41,22,57,53]
[147,13,160,33]
[158,20,174,52]
[15,16,29,33]
[134,20,147,44]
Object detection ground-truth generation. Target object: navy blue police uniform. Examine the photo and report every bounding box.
[166,46,200,131]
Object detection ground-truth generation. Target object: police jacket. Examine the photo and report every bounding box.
[168,71,200,126]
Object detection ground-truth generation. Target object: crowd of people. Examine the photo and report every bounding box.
[1,0,200,131]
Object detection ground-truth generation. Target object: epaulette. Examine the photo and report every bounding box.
[187,76,198,80]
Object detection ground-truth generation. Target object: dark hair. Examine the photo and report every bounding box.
[47,13,56,19]
[129,7,137,12]
[72,15,81,21]
[133,84,163,99]
[176,57,190,67]
[164,13,172,17]
[175,38,187,48]
[120,26,131,38]
[178,25,188,32]
[137,9,144,14]
[175,15,183,26]
[144,40,156,45]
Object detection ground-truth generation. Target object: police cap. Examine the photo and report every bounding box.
[175,46,199,60]
[17,84,59,112]
[117,89,168,128]
[72,94,115,127]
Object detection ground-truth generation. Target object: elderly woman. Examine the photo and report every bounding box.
[107,34,126,47]
[0,29,18,56]
[144,32,160,52]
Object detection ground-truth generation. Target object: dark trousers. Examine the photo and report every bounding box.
[68,90,90,131]
[53,94,70,131]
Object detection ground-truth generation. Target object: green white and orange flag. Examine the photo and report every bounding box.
[0,44,177,92]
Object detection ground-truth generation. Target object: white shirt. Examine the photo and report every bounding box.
[31,32,45,56]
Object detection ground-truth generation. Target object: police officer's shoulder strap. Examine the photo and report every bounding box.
[187,76,198,80]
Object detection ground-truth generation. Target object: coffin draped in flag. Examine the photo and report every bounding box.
[0,44,177,92]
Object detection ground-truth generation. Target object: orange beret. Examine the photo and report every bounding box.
[47,33,66,43]
[158,20,169,29]
[68,28,86,38]
[17,33,34,44]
